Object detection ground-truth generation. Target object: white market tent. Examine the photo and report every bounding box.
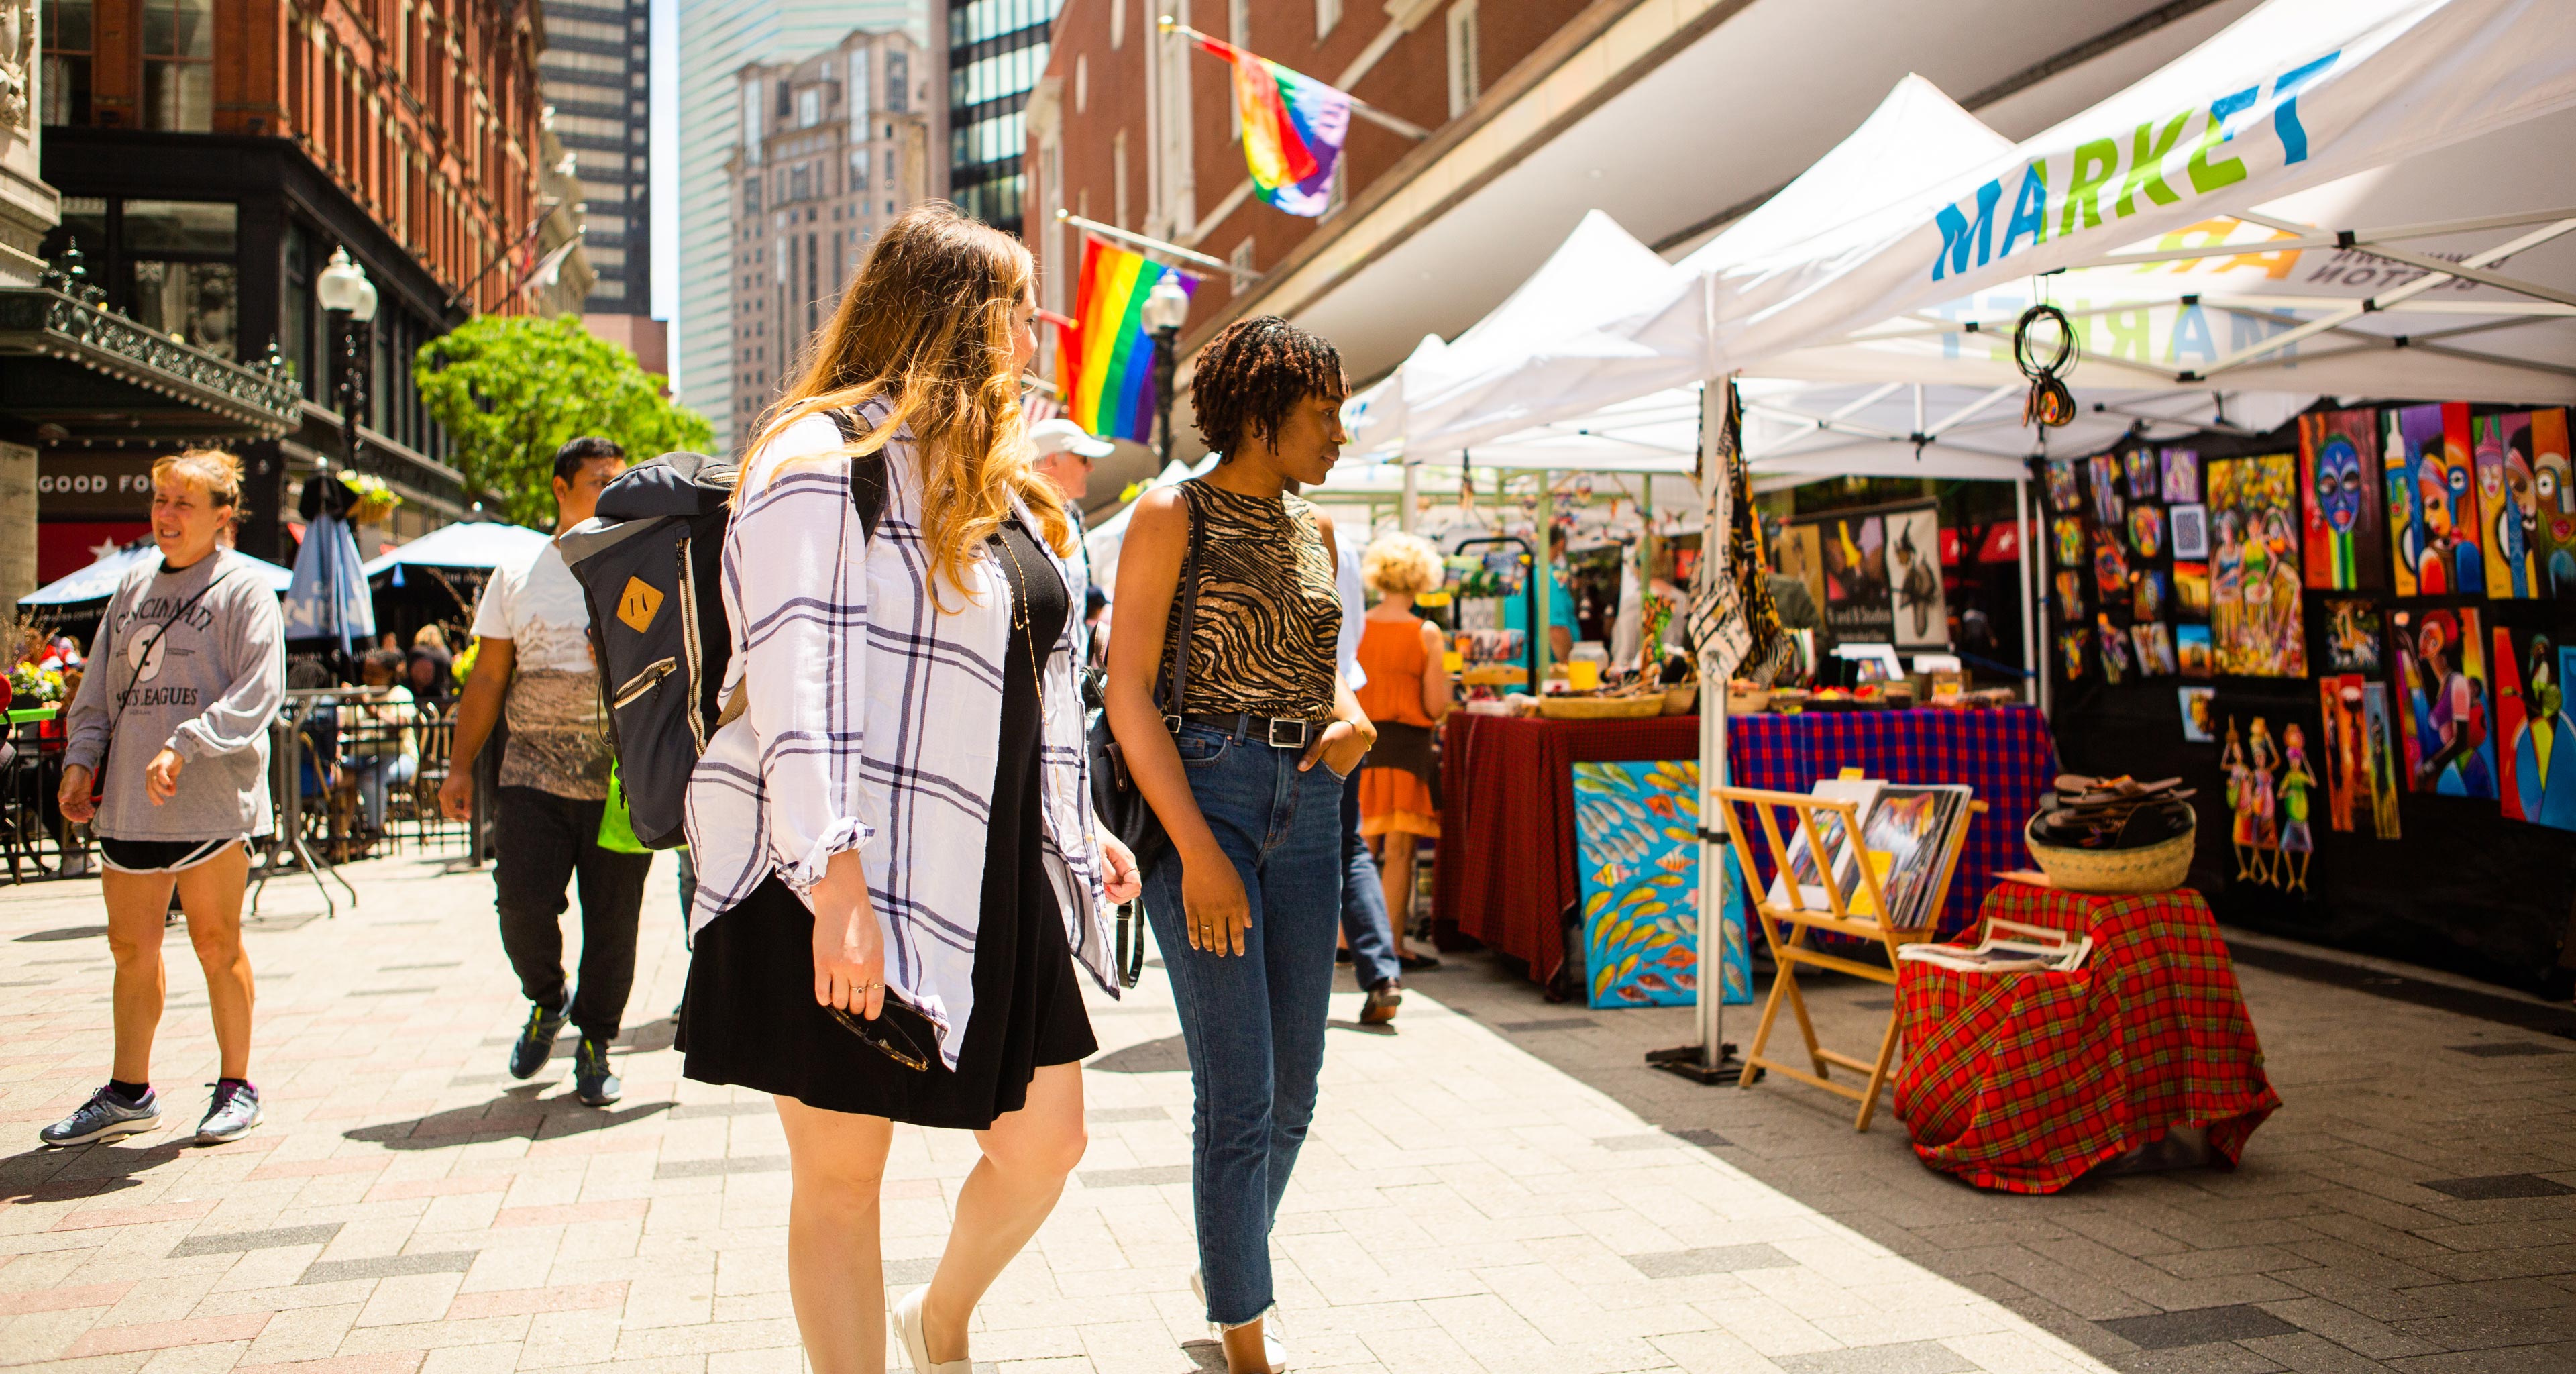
[362,520,551,580]
[21,543,294,607]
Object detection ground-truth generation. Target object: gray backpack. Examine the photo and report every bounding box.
[561,414,885,849]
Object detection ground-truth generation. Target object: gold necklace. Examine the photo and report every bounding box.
[998,527,1053,727]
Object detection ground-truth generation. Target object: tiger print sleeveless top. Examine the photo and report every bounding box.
[1163,479,1342,723]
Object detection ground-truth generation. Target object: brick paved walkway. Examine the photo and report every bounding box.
[2,856,2568,1373]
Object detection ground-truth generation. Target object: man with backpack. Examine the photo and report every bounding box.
[439,437,647,1107]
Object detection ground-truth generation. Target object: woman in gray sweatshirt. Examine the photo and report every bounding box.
[45,449,286,1149]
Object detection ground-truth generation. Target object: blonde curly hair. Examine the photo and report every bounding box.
[1362,532,1444,596]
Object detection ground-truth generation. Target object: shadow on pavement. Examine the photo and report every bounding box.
[0,1130,265,1204]
[344,1085,674,1150]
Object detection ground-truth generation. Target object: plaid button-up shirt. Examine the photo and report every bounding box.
[685,406,1116,1067]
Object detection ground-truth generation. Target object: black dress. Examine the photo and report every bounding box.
[676,520,1097,1130]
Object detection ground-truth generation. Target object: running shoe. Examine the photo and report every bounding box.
[1360,984,1401,1026]
[39,1085,161,1147]
[572,1036,621,1107]
[508,995,572,1079]
[195,1081,262,1144]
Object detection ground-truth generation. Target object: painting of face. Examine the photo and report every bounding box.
[2479,412,2540,599]
[2489,624,2576,829]
[2387,403,2484,596]
[2129,505,2165,560]
[2390,605,2496,799]
[2132,568,2167,623]
[2179,685,2216,742]
[2534,409,2576,598]
[2161,447,2201,504]
[2125,447,2159,501]
[2053,517,2085,568]
[2045,458,2082,513]
[2299,409,2383,592]
[2092,527,2130,598]
[2088,453,2125,529]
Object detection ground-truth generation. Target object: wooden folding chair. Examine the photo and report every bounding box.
[1715,785,1980,1130]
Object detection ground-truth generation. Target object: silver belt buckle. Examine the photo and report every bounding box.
[1266,717,1310,749]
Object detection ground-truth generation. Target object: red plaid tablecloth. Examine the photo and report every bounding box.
[1432,706,2058,984]
[1892,881,2281,1194]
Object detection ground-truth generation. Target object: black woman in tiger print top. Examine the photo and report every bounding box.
[1159,480,1342,723]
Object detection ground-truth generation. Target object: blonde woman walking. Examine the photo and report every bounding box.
[1356,533,1454,964]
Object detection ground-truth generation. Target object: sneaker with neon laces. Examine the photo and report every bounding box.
[195,1081,262,1144]
[508,995,572,1079]
[572,1036,621,1106]
[39,1084,161,1147]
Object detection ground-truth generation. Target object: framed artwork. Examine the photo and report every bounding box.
[2319,675,2368,835]
[2130,621,2176,676]
[2171,503,2210,558]
[1776,522,1828,623]
[2178,685,2216,743]
[2390,605,2497,798]
[2322,598,2383,674]
[2298,408,2387,591]
[2125,446,2160,500]
[2053,570,2085,621]
[2531,409,2576,598]
[2092,528,2131,598]
[2208,454,2308,677]
[2161,447,2202,504]
[2097,612,2131,685]
[2058,625,2090,681]
[2132,567,2167,623]
[2128,504,2166,560]
[1574,762,1749,1007]
[1818,513,1894,642]
[2477,412,2540,599]
[1884,504,1948,649]
[2491,625,2576,829]
[2088,452,2125,528]
[2385,403,2485,596]
[2045,457,2082,513]
[2177,623,2213,678]
[2053,517,2086,568]
[2361,682,2404,838]
[2172,561,2211,617]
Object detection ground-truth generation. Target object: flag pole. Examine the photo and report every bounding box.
[1056,209,1257,282]
[1159,17,1432,140]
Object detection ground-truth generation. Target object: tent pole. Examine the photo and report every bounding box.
[1699,381,1733,1076]
[1534,470,1555,688]
[1399,460,1419,535]
[2015,476,2037,707]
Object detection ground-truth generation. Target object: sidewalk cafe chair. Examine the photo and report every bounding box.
[1714,784,1980,1130]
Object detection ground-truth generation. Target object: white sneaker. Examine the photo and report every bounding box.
[888,1285,970,1373]
[1189,1269,1287,1372]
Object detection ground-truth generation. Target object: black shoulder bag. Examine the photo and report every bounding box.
[1087,496,1201,984]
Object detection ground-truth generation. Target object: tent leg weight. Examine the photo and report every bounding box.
[1646,1041,1762,1085]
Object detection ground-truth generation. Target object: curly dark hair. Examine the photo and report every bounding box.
[1189,316,1346,457]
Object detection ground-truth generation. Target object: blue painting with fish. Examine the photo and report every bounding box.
[1573,760,1752,1010]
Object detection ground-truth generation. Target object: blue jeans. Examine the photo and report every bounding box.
[1144,720,1345,1327]
[1340,768,1401,991]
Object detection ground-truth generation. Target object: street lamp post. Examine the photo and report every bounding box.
[1140,274,1191,468]
[316,247,379,474]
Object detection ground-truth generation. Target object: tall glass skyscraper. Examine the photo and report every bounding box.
[945,0,1058,237]
[539,0,653,318]
[677,0,927,452]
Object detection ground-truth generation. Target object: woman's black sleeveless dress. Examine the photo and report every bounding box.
[676,520,1097,1130]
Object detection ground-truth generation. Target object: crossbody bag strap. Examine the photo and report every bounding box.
[1156,488,1204,733]
[99,565,238,780]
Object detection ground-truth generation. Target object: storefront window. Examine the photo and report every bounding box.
[142,0,215,131]
[42,0,93,125]
[131,260,237,357]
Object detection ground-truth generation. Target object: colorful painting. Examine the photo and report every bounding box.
[2053,517,2086,569]
[2098,612,2131,685]
[2059,626,2089,681]
[1819,514,1894,641]
[2125,446,2160,501]
[2092,528,2130,598]
[1776,523,1827,618]
[2045,457,2082,513]
[2391,606,2496,798]
[1852,785,1972,929]
[2385,403,2484,596]
[2178,685,2216,742]
[2491,626,2576,830]
[1572,761,1749,1009]
[2178,623,2213,678]
[2322,598,2382,674]
[2129,504,2166,560]
[2132,567,2167,623]
[2222,715,2282,882]
[2478,412,2540,599]
[2171,503,2209,559]
[2088,453,2125,528]
[2298,408,2386,592]
[2531,409,2576,597]
[2319,675,2367,833]
[2361,682,2404,839]
[2130,621,2176,676]
[1885,504,1947,649]
[2173,561,2211,617]
[2162,447,2202,504]
[2208,454,2307,677]
[2053,570,2084,621]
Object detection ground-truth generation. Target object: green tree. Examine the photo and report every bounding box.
[414,315,715,527]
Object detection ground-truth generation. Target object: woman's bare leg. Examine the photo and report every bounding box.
[102,869,179,1083]
[920,1062,1087,1363]
[1379,833,1418,959]
[176,845,254,1080]
[774,1095,894,1374]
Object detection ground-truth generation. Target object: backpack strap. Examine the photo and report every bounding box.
[826,407,890,544]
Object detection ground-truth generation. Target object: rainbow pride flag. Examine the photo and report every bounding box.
[1061,237,1196,443]
[1199,36,1352,217]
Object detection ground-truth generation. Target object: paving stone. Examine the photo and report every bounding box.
[1077,1165,1190,1188]
[1775,1342,1978,1374]
[1625,1243,1796,1278]
[2412,1175,2575,1202]
[650,1157,787,1180]
[300,1253,482,1285]
[2096,1304,2305,1349]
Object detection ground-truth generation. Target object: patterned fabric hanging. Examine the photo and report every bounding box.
[1688,379,1790,687]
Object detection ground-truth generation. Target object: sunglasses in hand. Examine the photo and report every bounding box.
[827,996,936,1072]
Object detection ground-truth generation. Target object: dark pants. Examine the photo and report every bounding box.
[494,786,651,1041]
[1340,768,1401,992]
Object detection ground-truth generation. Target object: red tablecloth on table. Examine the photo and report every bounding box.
[1432,706,2058,984]
[1892,881,2280,1194]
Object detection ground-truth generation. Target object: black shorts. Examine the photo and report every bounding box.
[97,835,250,874]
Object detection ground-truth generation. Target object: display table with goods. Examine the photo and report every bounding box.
[1891,878,2280,1194]
[1433,704,2058,984]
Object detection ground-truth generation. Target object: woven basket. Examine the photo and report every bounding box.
[2022,814,2196,895]
[1665,685,1703,715]
[1537,694,1664,721]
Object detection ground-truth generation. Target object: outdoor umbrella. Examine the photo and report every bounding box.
[282,477,377,656]
[19,541,293,608]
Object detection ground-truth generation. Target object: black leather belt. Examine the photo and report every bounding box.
[1175,712,1316,749]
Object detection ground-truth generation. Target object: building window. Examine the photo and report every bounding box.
[797,87,820,127]
[849,148,870,189]
[143,0,215,131]
[1315,0,1339,40]
[1227,237,1253,300]
[887,51,908,113]
[1112,129,1128,229]
[1074,54,1085,114]
[743,176,761,213]
[1110,0,1124,49]
[42,0,93,125]
[125,200,239,358]
[1446,0,1479,118]
[790,164,810,200]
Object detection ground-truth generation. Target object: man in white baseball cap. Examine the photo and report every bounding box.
[1029,418,1116,656]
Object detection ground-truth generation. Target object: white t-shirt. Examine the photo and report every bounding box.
[471,539,612,799]
[472,540,594,670]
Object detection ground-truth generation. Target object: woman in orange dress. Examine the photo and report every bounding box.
[1356,533,1454,967]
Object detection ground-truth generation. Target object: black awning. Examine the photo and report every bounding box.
[0,287,303,442]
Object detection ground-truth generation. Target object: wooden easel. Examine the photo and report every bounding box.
[1715,785,1982,1130]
